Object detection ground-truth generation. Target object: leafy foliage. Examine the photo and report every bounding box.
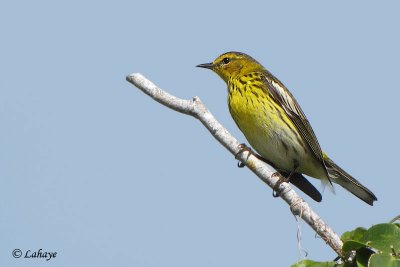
[292,222,400,267]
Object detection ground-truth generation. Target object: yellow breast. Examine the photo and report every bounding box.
[227,77,325,178]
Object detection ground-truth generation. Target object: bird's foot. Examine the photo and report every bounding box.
[272,169,296,198]
[272,173,286,198]
[235,143,252,168]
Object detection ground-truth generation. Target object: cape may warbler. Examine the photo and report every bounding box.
[197,52,377,205]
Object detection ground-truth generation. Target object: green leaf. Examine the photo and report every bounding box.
[360,224,400,253]
[291,259,338,267]
[356,247,375,267]
[342,240,368,253]
[342,227,367,242]
[293,223,400,267]
[369,253,400,267]
[341,242,374,267]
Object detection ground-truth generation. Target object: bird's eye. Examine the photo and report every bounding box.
[222,57,230,64]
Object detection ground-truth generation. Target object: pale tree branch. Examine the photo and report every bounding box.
[126,73,344,257]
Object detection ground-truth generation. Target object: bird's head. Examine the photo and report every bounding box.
[197,51,264,83]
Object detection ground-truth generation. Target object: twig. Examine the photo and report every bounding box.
[126,73,344,256]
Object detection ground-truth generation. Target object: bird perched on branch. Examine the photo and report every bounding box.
[197,51,377,205]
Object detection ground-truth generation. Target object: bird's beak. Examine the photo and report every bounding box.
[196,62,215,69]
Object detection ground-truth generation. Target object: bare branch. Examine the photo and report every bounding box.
[126,73,344,256]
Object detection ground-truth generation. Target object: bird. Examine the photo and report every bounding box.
[197,51,377,205]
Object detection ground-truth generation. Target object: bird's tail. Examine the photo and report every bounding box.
[323,154,377,205]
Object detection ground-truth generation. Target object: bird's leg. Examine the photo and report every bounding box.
[272,166,298,198]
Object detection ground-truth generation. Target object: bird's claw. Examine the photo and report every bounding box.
[237,161,246,168]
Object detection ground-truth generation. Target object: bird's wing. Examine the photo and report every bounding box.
[260,71,326,169]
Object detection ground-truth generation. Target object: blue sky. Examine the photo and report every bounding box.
[1,1,399,266]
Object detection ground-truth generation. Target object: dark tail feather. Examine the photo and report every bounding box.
[323,156,377,205]
[286,172,322,202]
